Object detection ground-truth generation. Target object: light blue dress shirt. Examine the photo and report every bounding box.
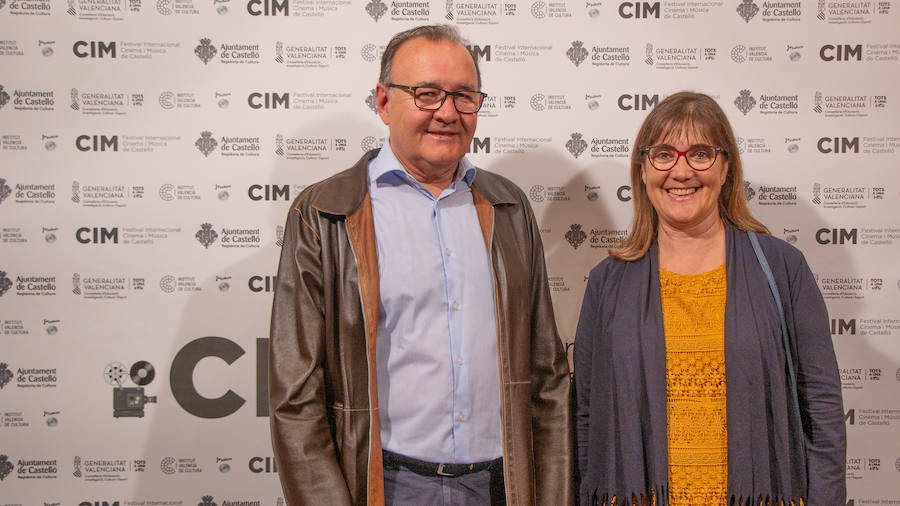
[368,142,502,463]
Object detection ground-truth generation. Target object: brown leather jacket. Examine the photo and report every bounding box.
[269,150,573,506]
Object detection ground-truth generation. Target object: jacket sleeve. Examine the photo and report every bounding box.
[785,250,846,504]
[269,204,353,506]
[573,266,601,505]
[525,202,575,506]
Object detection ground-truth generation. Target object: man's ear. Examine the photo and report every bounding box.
[376,83,390,125]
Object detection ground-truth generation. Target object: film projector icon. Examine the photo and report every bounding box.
[104,361,158,418]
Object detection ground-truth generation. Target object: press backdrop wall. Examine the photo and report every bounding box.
[2,1,899,504]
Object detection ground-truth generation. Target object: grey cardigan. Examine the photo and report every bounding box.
[574,225,846,505]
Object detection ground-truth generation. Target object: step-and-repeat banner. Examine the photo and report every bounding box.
[2,1,899,504]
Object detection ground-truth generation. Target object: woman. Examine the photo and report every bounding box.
[574,92,845,505]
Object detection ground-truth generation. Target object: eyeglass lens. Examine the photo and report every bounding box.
[647,145,718,171]
[414,87,482,113]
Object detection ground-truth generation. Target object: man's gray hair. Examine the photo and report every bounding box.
[379,24,482,89]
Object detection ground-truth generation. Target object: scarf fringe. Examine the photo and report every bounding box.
[589,489,805,506]
[729,495,806,506]
[592,485,668,506]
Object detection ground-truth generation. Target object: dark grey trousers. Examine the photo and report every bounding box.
[383,464,506,505]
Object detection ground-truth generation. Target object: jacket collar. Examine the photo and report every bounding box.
[311,148,519,216]
[470,170,520,207]
[310,149,379,216]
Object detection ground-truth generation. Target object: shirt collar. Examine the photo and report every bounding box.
[368,139,476,190]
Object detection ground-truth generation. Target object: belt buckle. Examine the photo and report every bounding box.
[436,463,455,477]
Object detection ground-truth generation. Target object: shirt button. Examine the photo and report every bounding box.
[457,357,463,365]
[445,248,452,256]
[452,302,459,310]
[457,413,464,421]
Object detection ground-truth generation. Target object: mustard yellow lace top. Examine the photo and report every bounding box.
[660,264,728,505]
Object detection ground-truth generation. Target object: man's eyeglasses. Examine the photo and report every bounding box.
[640,144,726,171]
[387,84,487,114]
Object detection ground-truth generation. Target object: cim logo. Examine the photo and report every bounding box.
[845,408,855,425]
[170,336,270,418]
[819,44,862,62]
[76,227,119,244]
[248,184,290,201]
[831,318,857,336]
[76,135,119,152]
[73,41,117,58]
[466,45,491,62]
[618,1,660,18]
[247,0,288,15]
[816,228,858,245]
[249,456,278,473]
[248,92,289,109]
[618,94,659,111]
[468,136,490,154]
[617,185,632,202]
[249,275,276,292]
[817,137,859,154]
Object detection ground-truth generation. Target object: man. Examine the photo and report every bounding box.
[269,25,572,506]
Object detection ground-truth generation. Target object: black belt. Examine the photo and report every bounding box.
[382,450,502,478]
